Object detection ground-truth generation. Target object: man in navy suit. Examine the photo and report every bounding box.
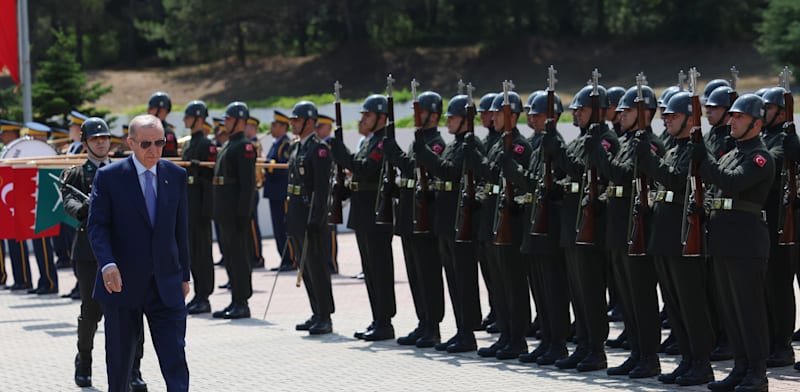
[88,114,190,392]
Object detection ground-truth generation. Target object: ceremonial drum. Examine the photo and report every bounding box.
[0,137,58,160]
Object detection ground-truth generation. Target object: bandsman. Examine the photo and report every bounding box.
[264,110,295,272]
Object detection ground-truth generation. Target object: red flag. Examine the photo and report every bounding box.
[12,167,59,239]
[0,0,19,84]
[0,166,15,239]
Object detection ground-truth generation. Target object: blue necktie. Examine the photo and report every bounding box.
[144,170,156,225]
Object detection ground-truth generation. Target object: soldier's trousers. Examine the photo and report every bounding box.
[476,240,496,322]
[188,215,214,300]
[563,247,587,349]
[5,240,31,287]
[765,244,798,356]
[609,250,660,359]
[76,258,144,365]
[218,216,253,305]
[527,255,547,345]
[654,255,714,364]
[53,223,75,263]
[32,237,58,291]
[402,233,444,331]
[355,229,395,323]
[493,242,530,350]
[536,252,571,350]
[0,241,6,285]
[249,192,263,265]
[713,256,769,376]
[294,228,334,318]
[326,225,338,273]
[572,246,609,353]
[440,238,481,336]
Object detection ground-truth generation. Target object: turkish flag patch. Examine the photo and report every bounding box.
[432,144,443,154]
[209,145,217,154]
[318,148,328,158]
[370,150,383,161]
[650,143,658,152]
[601,140,611,151]
[245,143,254,151]
[513,144,525,155]
[753,153,767,168]
[167,134,174,141]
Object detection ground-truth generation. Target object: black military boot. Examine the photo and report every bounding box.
[607,352,640,376]
[396,324,423,345]
[446,332,477,353]
[658,357,691,384]
[555,345,589,369]
[708,364,746,391]
[576,350,607,372]
[415,323,440,348]
[495,341,528,360]
[74,352,92,387]
[734,366,768,392]
[478,334,509,358]
[606,329,627,349]
[628,354,661,379]
[536,344,568,365]
[675,361,714,386]
[519,341,550,363]
[766,345,795,368]
[296,315,318,331]
[130,368,147,392]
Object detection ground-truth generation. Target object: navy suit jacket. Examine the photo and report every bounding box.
[88,156,190,309]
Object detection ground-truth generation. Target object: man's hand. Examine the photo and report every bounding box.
[182,282,190,298]
[101,265,123,293]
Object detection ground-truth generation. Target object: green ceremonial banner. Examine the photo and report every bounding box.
[34,168,79,233]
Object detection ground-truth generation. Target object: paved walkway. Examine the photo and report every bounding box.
[2,232,799,391]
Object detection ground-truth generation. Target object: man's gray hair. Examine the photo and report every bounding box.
[128,114,164,139]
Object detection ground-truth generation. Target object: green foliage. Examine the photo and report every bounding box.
[31,30,113,125]
[757,0,800,76]
[0,87,22,121]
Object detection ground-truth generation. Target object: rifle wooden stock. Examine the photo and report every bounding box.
[779,89,796,245]
[575,93,601,245]
[531,91,555,236]
[456,104,477,243]
[493,103,514,246]
[412,101,431,233]
[682,96,705,257]
[329,99,345,225]
[628,114,650,256]
[375,96,395,225]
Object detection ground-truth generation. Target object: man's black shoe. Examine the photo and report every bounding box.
[308,318,333,335]
[795,361,800,371]
[536,346,568,365]
[218,281,231,289]
[350,271,365,279]
[708,368,746,391]
[270,264,296,272]
[223,303,250,319]
[212,303,234,319]
[74,353,92,387]
[485,321,501,334]
[658,358,691,384]
[130,369,147,392]
[30,287,58,295]
[576,351,607,372]
[252,257,265,269]
[62,284,79,299]
[607,354,639,376]
[477,338,507,358]
[606,329,627,349]
[496,344,527,360]
[555,346,588,369]
[354,322,374,339]
[733,376,768,392]
[296,316,317,331]
[446,337,477,353]
[397,327,422,345]
[766,348,795,368]
[628,355,660,379]
[9,283,32,291]
[56,258,72,269]
[519,342,550,363]
[435,335,458,351]
[363,323,394,341]
[675,362,714,386]
[187,300,211,315]
[415,328,440,348]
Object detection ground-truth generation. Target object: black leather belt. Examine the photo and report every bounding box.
[212,177,236,185]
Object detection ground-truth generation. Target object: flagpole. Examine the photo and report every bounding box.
[18,0,32,122]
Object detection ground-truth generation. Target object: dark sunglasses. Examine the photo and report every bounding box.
[133,138,167,149]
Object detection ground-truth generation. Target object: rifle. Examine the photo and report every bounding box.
[628,72,650,256]
[493,80,515,246]
[779,66,796,246]
[530,65,557,236]
[455,82,476,243]
[411,79,431,233]
[729,66,740,104]
[575,69,602,245]
[682,67,705,257]
[375,74,396,225]
[328,81,345,225]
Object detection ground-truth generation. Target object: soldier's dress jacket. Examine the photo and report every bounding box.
[212,132,256,219]
[182,131,217,217]
[62,160,104,260]
[286,134,332,234]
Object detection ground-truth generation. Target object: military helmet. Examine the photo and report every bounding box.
[617,85,657,112]
[658,86,680,108]
[762,87,786,109]
[525,90,544,110]
[147,92,172,112]
[417,91,443,114]
[529,92,564,115]
[360,94,389,114]
[569,85,609,110]
[445,94,469,117]
[80,117,111,141]
[701,79,730,105]
[225,101,249,120]
[663,91,693,115]
[184,100,208,118]
[705,86,734,108]
[489,91,524,113]
[606,86,626,107]
[754,87,769,97]
[477,93,496,113]
[729,94,765,119]
[290,100,319,120]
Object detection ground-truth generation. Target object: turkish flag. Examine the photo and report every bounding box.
[0,166,15,239]
[0,0,19,84]
[12,167,59,239]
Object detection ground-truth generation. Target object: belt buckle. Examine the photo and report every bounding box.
[665,191,674,203]
[492,184,500,195]
[569,182,579,193]
[723,198,733,210]
[406,179,415,189]
[524,193,533,203]
[187,176,195,185]
[613,186,623,198]
[444,181,453,192]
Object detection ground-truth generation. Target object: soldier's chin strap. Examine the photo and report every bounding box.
[368,114,380,134]
[456,116,465,134]
[735,117,759,141]
[711,113,729,127]
[765,108,781,129]
[679,114,690,136]
[189,117,199,131]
